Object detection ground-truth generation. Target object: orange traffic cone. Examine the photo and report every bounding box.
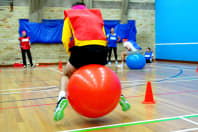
[196,66,198,72]
[142,81,156,104]
[59,60,62,70]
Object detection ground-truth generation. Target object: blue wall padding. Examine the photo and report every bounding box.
[103,20,120,35]
[114,21,137,42]
[19,19,137,44]
[19,19,64,43]
[155,0,198,62]
[156,0,198,43]
[156,44,198,62]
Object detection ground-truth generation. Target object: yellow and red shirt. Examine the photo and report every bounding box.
[62,9,107,53]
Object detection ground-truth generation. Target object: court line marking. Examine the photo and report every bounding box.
[58,114,198,132]
[180,117,198,126]
[48,66,176,76]
[0,85,58,92]
[1,87,198,104]
[49,66,168,83]
[0,68,51,72]
[153,64,196,71]
[0,96,58,103]
[157,67,195,72]
[172,128,198,132]
[2,77,195,95]
[115,67,182,76]
[0,102,56,110]
[48,67,196,89]
[126,89,198,99]
[124,78,198,85]
[155,67,183,82]
[48,68,63,73]
[155,63,197,69]
[122,78,198,84]
[2,63,197,131]
[1,75,196,96]
[49,67,188,84]
[48,67,171,83]
[121,79,198,86]
[121,76,198,83]
[122,78,198,88]
[121,76,198,86]
[0,65,190,105]
[0,88,58,95]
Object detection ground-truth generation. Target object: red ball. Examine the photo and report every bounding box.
[67,64,121,118]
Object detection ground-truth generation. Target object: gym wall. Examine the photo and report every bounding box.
[155,0,198,62]
[0,0,155,65]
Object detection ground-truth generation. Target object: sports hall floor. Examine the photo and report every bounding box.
[0,61,198,132]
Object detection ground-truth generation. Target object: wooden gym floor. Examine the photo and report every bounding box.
[0,62,198,132]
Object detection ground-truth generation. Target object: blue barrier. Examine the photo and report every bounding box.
[19,19,136,44]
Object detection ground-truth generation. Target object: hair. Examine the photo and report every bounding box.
[110,28,114,33]
[72,2,86,7]
[147,47,151,51]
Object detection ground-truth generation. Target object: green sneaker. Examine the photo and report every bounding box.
[54,97,68,121]
[120,95,130,111]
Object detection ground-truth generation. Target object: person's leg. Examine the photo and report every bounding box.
[113,47,118,64]
[121,51,127,65]
[137,49,142,54]
[88,45,130,111]
[146,59,152,63]
[119,51,131,110]
[59,62,76,99]
[26,50,33,67]
[21,49,27,68]
[117,51,127,68]
[108,47,112,64]
[89,45,130,111]
[54,62,76,121]
[120,94,130,111]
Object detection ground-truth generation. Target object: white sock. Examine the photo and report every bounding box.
[58,91,66,101]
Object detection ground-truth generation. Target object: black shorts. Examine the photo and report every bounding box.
[69,45,108,69]
[146,59,152,63]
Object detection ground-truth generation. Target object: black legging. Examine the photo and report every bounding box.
[108,47,117,62]
[21,49,33,66]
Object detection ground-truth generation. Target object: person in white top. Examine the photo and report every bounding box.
[119,40,142,66]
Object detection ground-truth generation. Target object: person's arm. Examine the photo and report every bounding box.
[102,26,106,36]
[106,34,109,39]
[117,36,120,42]
[27,36,31,46]
[62,17,72,53]
[102,26,108,40]
[123,42,131,51]
[126,46,131,51]
[18,37,22,48]
[151,51,155,60]
[18,37,22,52]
